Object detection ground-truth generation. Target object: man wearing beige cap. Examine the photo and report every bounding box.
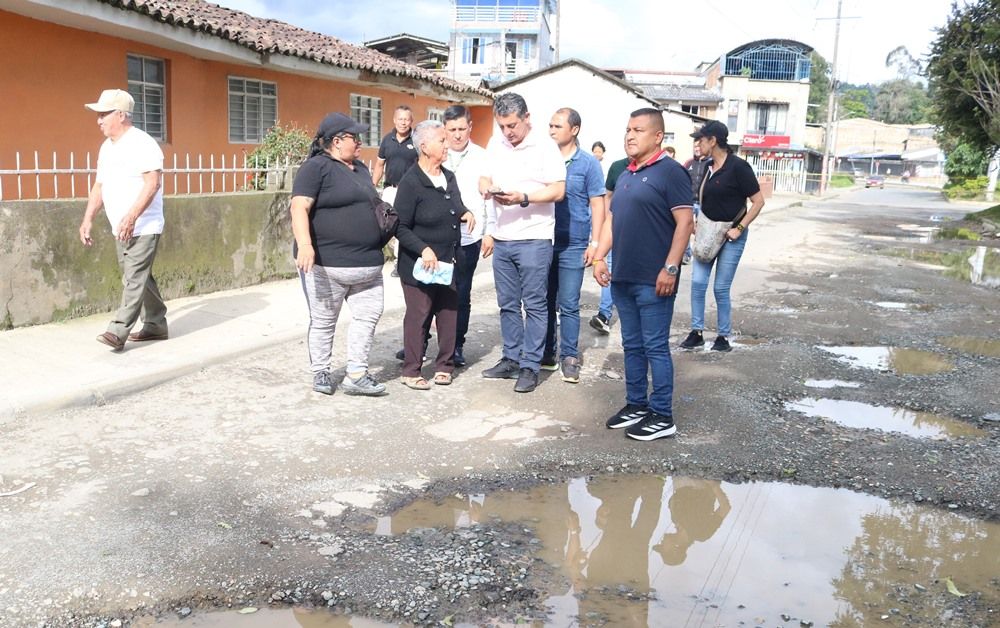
[79,88,168,351]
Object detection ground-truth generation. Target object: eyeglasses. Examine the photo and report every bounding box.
[337,133,360,144]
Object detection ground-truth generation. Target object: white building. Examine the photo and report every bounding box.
[448,0,557,87]
[495,59,703,165]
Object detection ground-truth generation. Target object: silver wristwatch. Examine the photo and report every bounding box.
[664,264,680,276]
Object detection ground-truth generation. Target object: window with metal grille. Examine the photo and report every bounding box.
[427,108,445,122]
[748,102,789,134]
[350,94,383,146]
[127,54,166,141]
[228,77,277,143]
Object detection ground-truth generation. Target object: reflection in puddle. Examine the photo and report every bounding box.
[144,607,395,627]
[887,245,1000,288]
[785,397,985,439]
[386,476,1000,627]
[804,379,862,389]
[818,346,953,374]
[939,335,1000,358]
[871,301,911,310]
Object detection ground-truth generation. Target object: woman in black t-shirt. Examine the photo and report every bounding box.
[290,112,388,397]
[679,121,765,353]
[394,120,475,389]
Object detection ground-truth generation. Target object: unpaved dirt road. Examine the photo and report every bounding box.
[1,187,997,627]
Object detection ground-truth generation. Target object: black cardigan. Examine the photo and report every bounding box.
[393,164,470,287]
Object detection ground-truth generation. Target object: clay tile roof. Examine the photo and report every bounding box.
[98,0,492,97]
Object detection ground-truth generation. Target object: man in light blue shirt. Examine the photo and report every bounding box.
[544,107,606,383]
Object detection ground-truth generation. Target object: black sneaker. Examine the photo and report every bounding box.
[482,357,520,379]
[711,336,732,352]
[679,330,704,350]
[605,404,650,429]
[589,313,611,335]
[340,372,387,396]
[625,412,676,441]
[560,356,581,383]
[312,371,334,395]
[514,368,538,393]
[540,353,559,371]
[452,346,467,367]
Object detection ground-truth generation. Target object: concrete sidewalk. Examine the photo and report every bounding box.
[0,193,810,423]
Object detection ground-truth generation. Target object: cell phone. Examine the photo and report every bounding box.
[488,186,505,195]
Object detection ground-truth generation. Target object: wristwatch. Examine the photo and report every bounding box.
[519,193,530,207]
[664,264,680,276]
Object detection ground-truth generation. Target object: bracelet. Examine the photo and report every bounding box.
[735,223,745,232]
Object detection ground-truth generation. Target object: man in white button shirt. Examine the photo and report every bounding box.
[78,89,167,352]
[443,105,493,367]
[478,93,566,393]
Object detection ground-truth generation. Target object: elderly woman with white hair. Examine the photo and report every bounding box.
[393,119,476,389]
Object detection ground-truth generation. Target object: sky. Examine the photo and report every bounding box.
[212,0,959,85]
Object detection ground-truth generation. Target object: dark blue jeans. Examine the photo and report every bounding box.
[455,240,481,350]
[545,244,587,359]
[493,239,552,372]
[611,281,676,416]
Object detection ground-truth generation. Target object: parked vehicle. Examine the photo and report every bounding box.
[865,175,885,189]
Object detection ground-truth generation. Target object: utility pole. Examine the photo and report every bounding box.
[819,0,843,196]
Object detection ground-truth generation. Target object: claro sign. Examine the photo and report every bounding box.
[742,134,791,148]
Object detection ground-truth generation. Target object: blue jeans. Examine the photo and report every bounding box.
[690,228,748,336]
[598,251,614,318]
[492,239,553,371]
[545,244,587,359]
[455,240,481,350]
[611,281,676,416]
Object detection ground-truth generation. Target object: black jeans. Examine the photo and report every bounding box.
[455,240,481,350]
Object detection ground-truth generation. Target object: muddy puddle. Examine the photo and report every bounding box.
[804,379,861,389]
[378,476,1000,626]
[819,346,953,374]
[785,397,985,439]
[939,335,1000,358]
[142,608,394,627]
[888,245,1000,288]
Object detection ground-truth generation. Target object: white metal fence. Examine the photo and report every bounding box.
[0,151,302,201]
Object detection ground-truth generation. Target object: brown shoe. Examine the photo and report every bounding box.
[128,330,168,342]
[96,332,125,351]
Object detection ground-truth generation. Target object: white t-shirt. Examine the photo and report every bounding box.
[484,126,565,242]
[446,141,490,246]
[96,126,164,236]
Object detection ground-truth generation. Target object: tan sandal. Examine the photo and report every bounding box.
[433,372,453,386]
[401,376,430,390]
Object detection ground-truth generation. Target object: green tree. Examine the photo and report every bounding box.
[839,87,873,119]
[926,0,1000,152]
[943,142,991,181]
[872,79,931,124]
[808,51,832,124]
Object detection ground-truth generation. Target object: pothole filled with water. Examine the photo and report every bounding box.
[939,336,1000,358]
[143,476,1000,627]
[818,346,953,375]
[804,379,862,389]
[785,397,985,439]
[380,476,1000,626]
[886,246,1000,288]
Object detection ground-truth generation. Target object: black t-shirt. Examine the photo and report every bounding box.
[377,131,418,186]
[699,154,761,222]
[291,154,384,268]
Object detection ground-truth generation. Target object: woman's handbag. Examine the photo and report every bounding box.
[371,198,399,247]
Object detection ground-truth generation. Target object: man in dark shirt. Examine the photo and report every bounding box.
[371,105,416,190]
[589,156,628,335]
[593,108,693,442]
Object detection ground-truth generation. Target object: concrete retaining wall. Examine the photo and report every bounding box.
[0,193,295,329]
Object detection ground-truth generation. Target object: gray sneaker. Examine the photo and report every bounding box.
[560,356,581,383]
[340,372,387,396]
[312,371,334,395]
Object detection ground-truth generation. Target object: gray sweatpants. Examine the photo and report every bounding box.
[300,265,384,374]
[108,234,167,341]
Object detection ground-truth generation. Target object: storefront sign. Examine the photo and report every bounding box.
[742,134,791,148]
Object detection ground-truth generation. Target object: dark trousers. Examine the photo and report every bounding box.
[455,240,481,350]
[402,282,458,377]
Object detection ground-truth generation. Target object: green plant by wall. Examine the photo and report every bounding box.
[943,176,996,199]
[830,174,855,188]
[246,123,312,190]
